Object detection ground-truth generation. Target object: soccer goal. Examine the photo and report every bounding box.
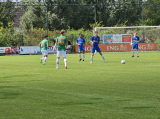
[93,26,160,50]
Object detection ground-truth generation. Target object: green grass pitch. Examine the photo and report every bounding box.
[0,52,160,119]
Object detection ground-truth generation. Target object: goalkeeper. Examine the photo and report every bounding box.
[131,32,140,58]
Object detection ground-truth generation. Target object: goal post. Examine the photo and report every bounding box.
[93,26,160,50]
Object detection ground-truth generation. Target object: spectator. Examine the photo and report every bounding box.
[53,38,56,45]
[16,47,20,54]
[139,37,145,43]
[68,40,72,45]
[145,39,149,43]
[99,40,103,44]
[11,47,16,54]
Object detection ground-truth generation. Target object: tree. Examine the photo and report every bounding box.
[19,0,46,31]
[19,0,143,31]
[0,0,16,28]
[19,0,68,31]
[48,0,95,30]
[94,0,142,26]
[142,0,160,25]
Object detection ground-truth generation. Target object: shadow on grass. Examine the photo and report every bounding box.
[0,86,20,89]
[0,91,22,99]
[123,106,156,109]
[116,99,132,102]
[90,98,103,100]
[52,101,94,106]
[0,86,22,99]
[0,74,36,79]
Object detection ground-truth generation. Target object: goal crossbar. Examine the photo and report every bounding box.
[94,26,160,31]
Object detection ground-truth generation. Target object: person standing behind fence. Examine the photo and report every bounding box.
[39,35,52,65]
[145,39,149,43]
[53,30,68,69]
[53,37,56,45]
[131,32,140,58]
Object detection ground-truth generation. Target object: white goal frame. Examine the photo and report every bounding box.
[94,26,160,32]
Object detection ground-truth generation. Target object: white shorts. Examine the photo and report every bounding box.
[57,50,66,58]
[41,50,48,56]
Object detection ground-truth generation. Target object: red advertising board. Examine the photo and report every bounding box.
[75,43,158,52]
[122,35,131,42]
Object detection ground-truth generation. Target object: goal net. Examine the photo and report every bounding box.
[93,26,160,50]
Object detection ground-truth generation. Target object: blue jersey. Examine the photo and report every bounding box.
[132,36,139,44]
[91,36,100,47]
[76,38,85,47]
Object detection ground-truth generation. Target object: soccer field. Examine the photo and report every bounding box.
[0,52,160,119]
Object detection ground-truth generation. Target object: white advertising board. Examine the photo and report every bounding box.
[0,47,11,54]
[103,34,132,43]
[47,46,56,53]
[20,46,41,54]
[47,45,71,54]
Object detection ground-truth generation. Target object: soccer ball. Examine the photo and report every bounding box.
[121,60,126,64]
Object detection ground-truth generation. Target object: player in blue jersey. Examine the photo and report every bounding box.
[76,34,85,61]
[131,32,140,57]
[90,31,107,63]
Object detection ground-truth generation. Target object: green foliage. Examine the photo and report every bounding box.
[0,22,93,47]
[0,0,18,47]
[142,0,160,26]
[19,0,143,31]
[114,21,128,27]
[0,22,23,47]
[23,27,93,46]
[23,28,47,46]
[0,0,16,28]
[89,21,104,28]
[19,0,46,32]
[95,0,142,26]
[66,27,93,45]
[1,0,160,48]
[49,0,94,30]
[1,0,160,31]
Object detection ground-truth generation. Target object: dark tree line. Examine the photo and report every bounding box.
[0,0,16,28]
[0,0,160,30]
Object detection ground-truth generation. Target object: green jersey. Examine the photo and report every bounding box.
[40,39,48,50]
[56,36,68,51]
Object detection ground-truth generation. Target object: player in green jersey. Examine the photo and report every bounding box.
[39,35,51,65]
[53,30,68,69]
